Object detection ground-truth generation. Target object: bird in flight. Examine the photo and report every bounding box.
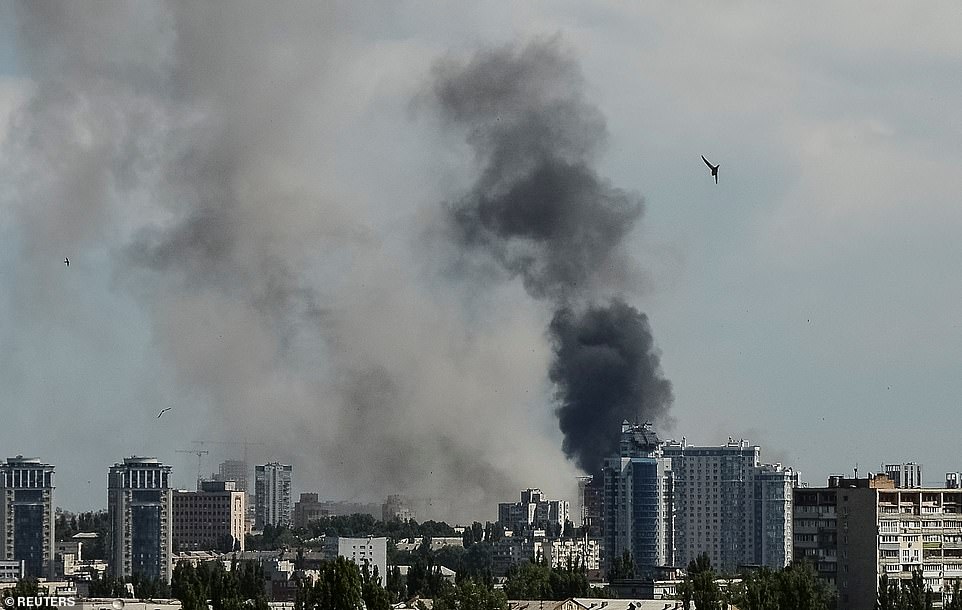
[64,257,69,267]
[157,407,172,419]
[702,155,719,184]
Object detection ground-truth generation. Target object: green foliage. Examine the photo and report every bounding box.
[2,579,43,598]
[876,569,935,610]
[170,559,269,610]
[735,562,833,610]
[295,557,365,610]
[607,549,635,580]
[55,509,109,559]
[678,554,722,610]
[503,561,590,600]
[432,579,507,610]
[361,564,391,610]
[129,572,170,599]
[88,573,127,598]
[945,580,962,610]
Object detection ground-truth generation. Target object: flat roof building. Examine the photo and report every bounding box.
[107,457,173,583]
[0,456,56,578]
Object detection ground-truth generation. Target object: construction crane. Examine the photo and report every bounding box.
[175,449,209,487]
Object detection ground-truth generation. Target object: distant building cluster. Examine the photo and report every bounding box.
[4,421,961,610]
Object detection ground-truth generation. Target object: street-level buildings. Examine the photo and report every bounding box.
[107,457,173,583]
[0,456,55,578]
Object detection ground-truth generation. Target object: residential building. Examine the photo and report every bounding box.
[602,422,674,576]
[0,560,24,582]
[536,537,601,571]
[293,493,330,528]
[884,462,923,489]
[796,473,962,610]
[336,537,387,586]
[663,437,797,572]
[0,456,56,578]
[107,457,173,582]
[498,488,569,533]
[172,480,246,552]
[254,463,292,529]
[382,495,416,523]
[212,460,249,493]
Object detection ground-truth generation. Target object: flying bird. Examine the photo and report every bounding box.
[64,257,69,267]
[157,407,172,419]
[701,155,719,184]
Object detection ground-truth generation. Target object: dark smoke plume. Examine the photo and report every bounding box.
[550,301,673,474]
[434,38,642,301]
[434,38,674,474]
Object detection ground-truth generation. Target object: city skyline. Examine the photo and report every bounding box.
[1,3,962,521]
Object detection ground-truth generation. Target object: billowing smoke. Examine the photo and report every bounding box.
[550,301,673,474]
[433,38,674,475]
[3,4,586,519]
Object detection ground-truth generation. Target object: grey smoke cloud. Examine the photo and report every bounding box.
[432,38,674,475]
[4,3,581,519]
[434,38,642,302]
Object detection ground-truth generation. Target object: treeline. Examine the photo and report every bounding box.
[677,554,835,610]
[246,515,459,550]
[171,559,269,610]
[54,509,110,559]
[877,571,961,610]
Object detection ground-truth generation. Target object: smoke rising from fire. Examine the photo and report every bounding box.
[433,38,674,475]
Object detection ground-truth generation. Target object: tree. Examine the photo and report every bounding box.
[678,553,722,610]
[607,549,635,580]
[361,564,391,610]
[901,568,934,610]
[2,579,42,598]
[945,580,962,610]
[296,557,365,610]
[432,579,507,610]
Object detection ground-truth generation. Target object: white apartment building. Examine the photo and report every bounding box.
[872,488,962,609]
[662,437,796,572]
[535,537,601,571]
[498,488,569,533]
[336,537,387,586]
[254,463,293,529]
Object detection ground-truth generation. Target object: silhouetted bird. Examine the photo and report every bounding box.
[702,155,719,184]
[157,407,172,418]
[64,257,69,267]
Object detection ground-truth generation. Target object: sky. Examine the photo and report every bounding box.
[1,2,962,519]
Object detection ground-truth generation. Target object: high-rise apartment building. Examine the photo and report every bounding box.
[254,463,292,529]
[107,457,173,582]
[884,462,923,489]
[498,489,569,533]
[602,422,674,576]
[795,473,962,610]
[213,460,249,493]
[663,438,797,572]
[172,480,246,552]
[0,457,55,578]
